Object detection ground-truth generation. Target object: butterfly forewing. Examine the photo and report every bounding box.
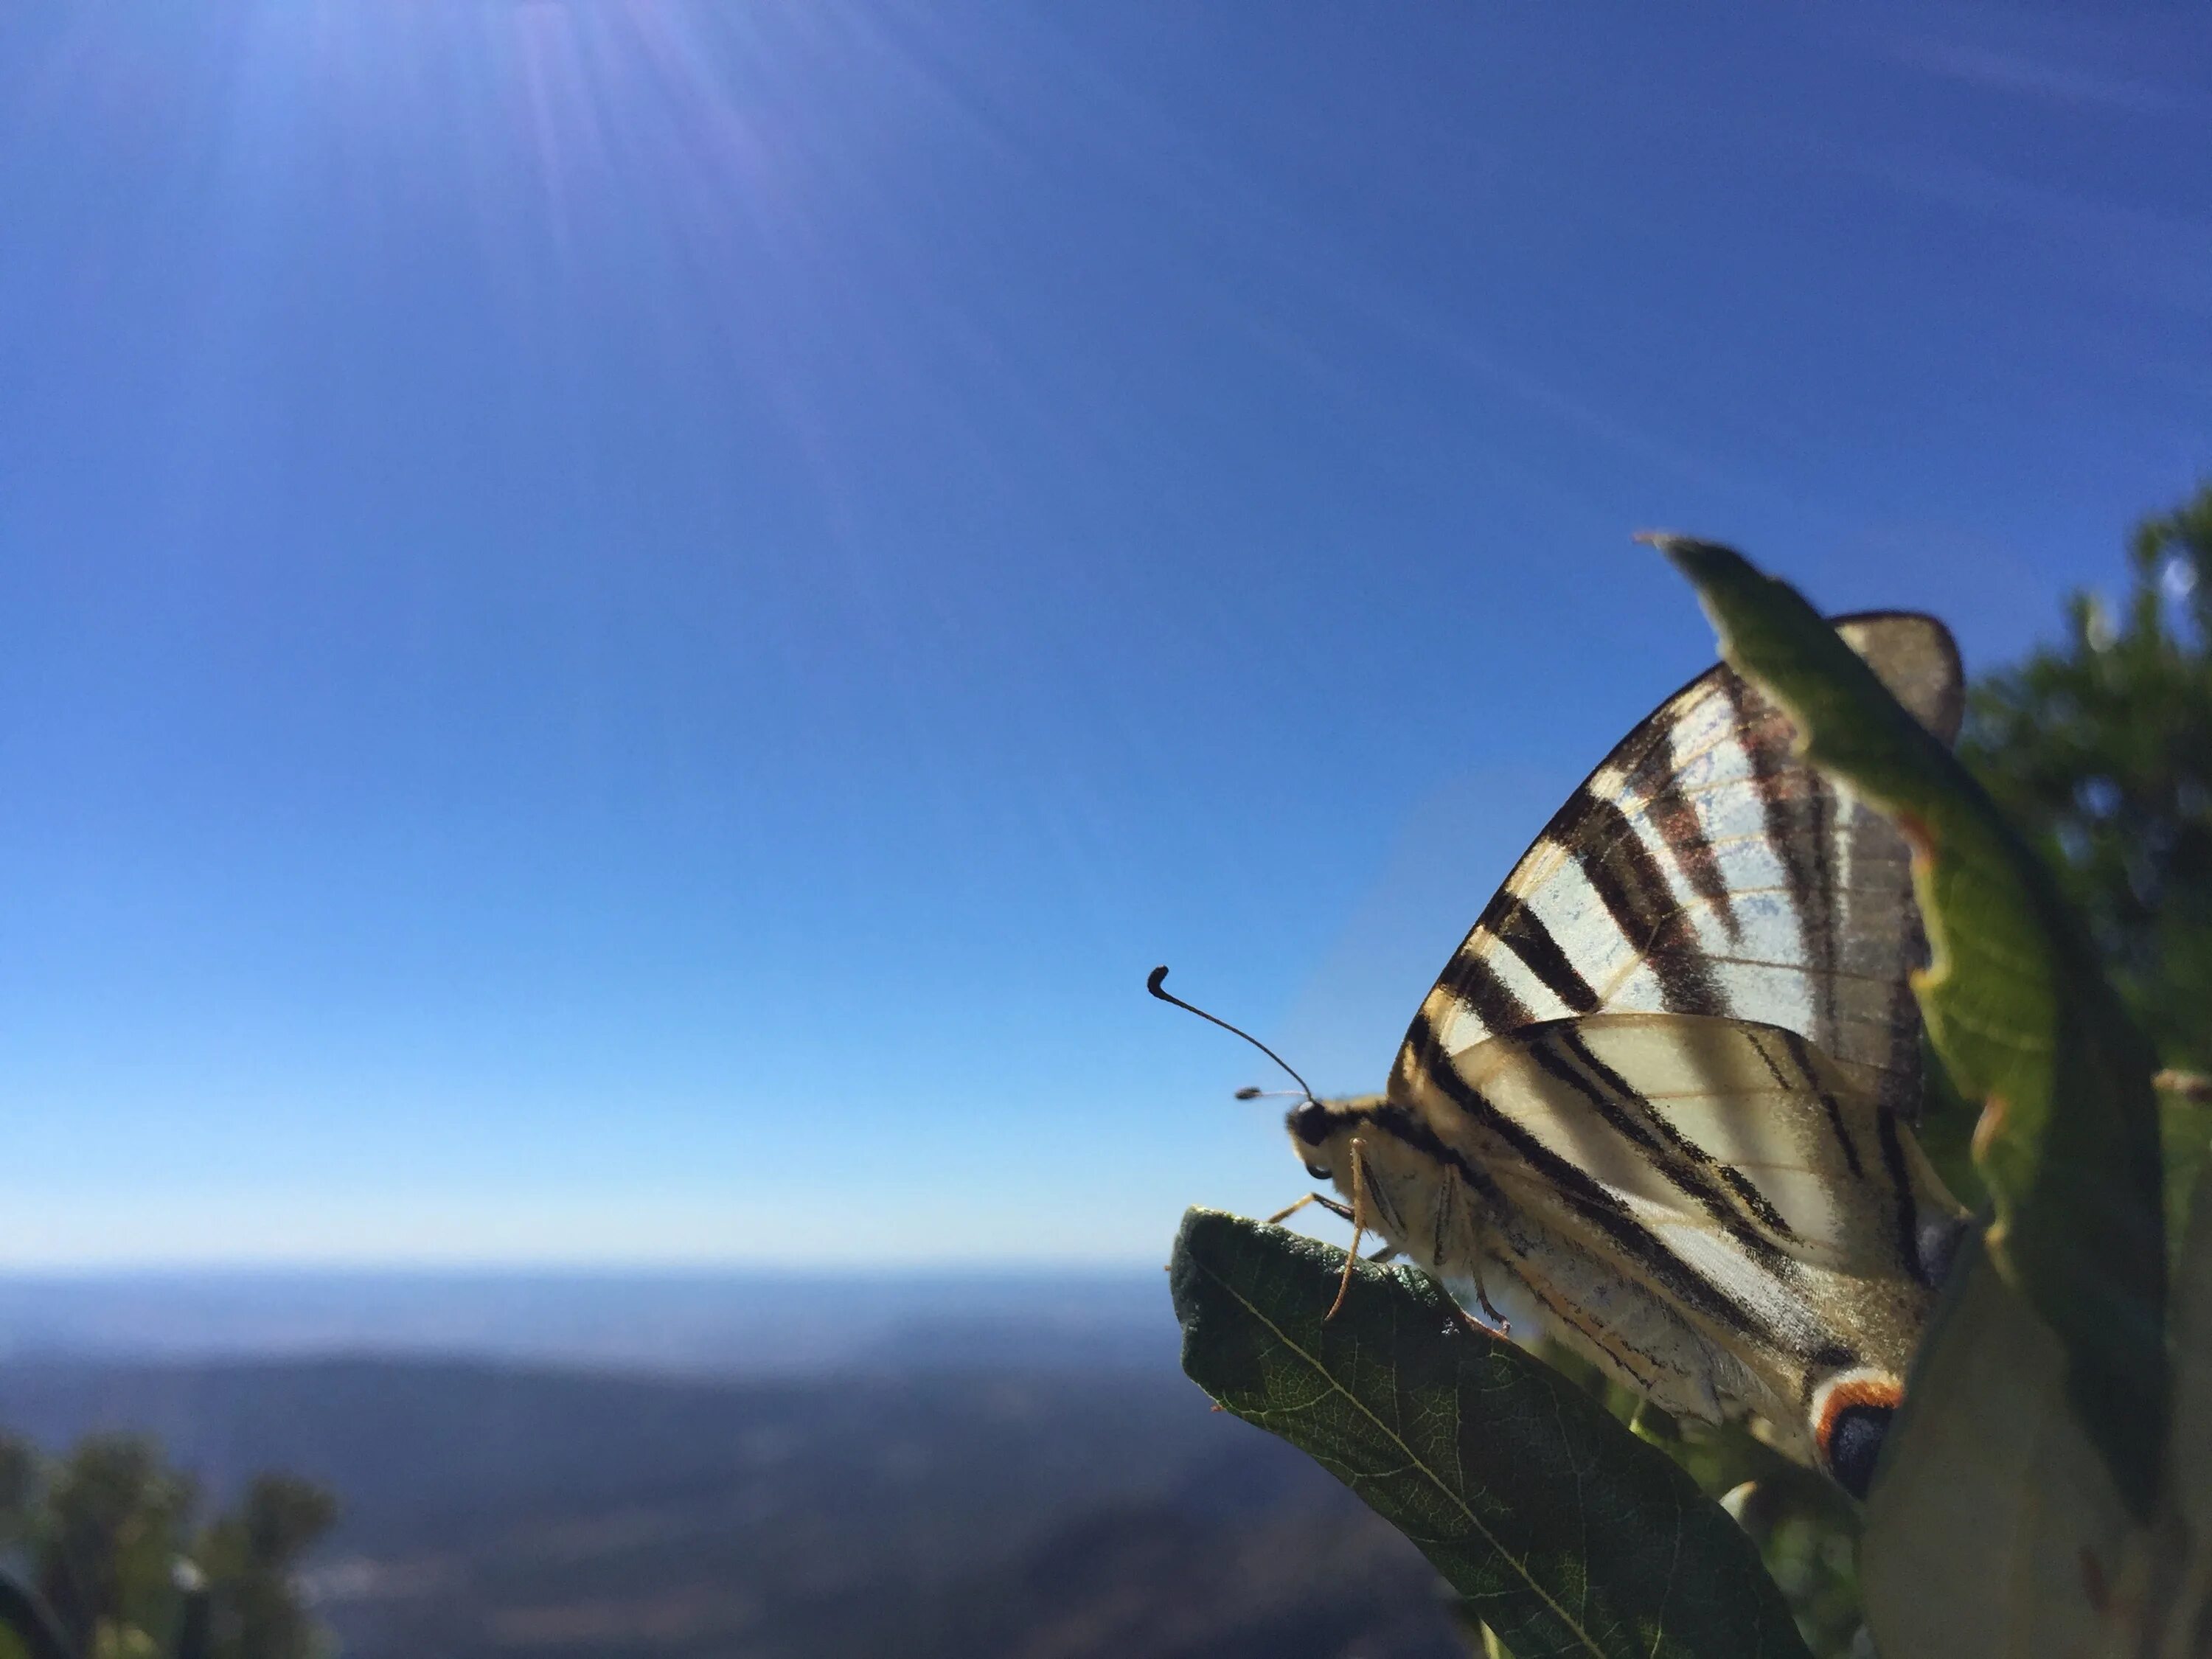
[1391,613,1963,1124]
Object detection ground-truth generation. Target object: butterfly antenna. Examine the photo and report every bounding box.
[1147,966,1319,1107]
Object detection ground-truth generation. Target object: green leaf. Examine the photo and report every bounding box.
[1169,1208,1812,1659]
[1865,1168,2212,1654]
[1858,1237,2133,1656]
[1654,536,2169,1515]
[2163,1161,2212,1646]
[2162,1086,2212,1260]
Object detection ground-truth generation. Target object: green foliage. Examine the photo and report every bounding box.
[38,1436,196,1659]
[0,1568,69,1659]
[191,1478,336,1659]
[2165,1162,2212,1649]
[1860,1160,2212,1655]
[1530,1346,1861,1658]
[1658,534,2168,1516]
[1955,484,2212,1248]
[0,1439,36,1549]
[1169,1208,1811,1659]
[0,1436,335,1659]
[1961,483,2212,1075]
[1857,1236,2137,1655]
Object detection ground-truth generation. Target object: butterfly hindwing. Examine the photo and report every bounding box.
[1454,1013,1943,1284]
[1312,1010,1965,1478]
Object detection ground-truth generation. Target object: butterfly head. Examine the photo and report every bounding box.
[1287,1099,1343,1180]
[1283,1106,1345,1186]
[1284,1095,1391,1182]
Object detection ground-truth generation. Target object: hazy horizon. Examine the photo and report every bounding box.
[0,1262,1180,1375]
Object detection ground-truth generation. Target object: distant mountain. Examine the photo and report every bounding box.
[0,1269,1180,1375]
[0,1356,1466,1659]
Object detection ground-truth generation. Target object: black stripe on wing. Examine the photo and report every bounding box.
[1392,1010,1784,1347]
[1554,1023,1798,1249]
[1483,892,1600,1014]
[1568,792,1719,1014]
[1401,613,1962,1121]
[1434,949,1536,1036]
[1625,713,1740,942]
[1726,675,1847,1087]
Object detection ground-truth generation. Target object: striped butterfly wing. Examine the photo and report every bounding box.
[1376,1012,1966,1489]
[1434,1014,1958,1290]
[1389,613,1963,1125]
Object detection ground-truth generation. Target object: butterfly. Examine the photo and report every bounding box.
[1270,614,1969,1498]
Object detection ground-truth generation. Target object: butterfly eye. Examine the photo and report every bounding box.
[1289,1102,1333,1146]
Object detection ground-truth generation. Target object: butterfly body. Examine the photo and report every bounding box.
[1286,614,1972,1498]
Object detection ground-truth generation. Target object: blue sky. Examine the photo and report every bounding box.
[1,1,2207,1266]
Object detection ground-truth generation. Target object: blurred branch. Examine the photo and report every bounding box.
[0,1568,74,1659]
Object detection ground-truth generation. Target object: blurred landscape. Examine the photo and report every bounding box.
[0,1273,1464,1658]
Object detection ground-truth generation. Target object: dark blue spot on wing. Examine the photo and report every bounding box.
[1824,1403,1892,1500]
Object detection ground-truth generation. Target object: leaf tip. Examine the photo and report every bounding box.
[1636,529,1754,580]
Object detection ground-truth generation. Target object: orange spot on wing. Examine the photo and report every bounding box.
[1814,1374,1903,1451]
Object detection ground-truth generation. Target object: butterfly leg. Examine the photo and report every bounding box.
[1443,1301,1492,1340]
[1265,1192,1356,1227]
[1325,1138,1374,1322]
[1470,1267,1511,1335]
